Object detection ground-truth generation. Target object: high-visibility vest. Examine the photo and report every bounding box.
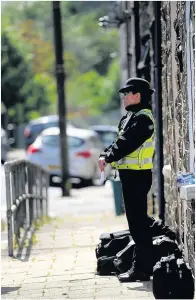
[110,109,155,170]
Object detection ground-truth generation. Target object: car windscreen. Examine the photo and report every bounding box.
[41,135,84,148]
[30,122,58,133]
[44,121,58,129]
[97,131,117,147]
[30,124,45,134]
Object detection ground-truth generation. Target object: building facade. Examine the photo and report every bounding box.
[118,1,195,273]
[161,1,195,274]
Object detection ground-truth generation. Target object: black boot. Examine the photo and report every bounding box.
[118,265,150,282]
[118,246,152,282]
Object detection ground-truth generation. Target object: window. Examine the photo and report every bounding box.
[42,134,84,148]
[31,124,45,134]
[68,136,84,148]
[97,131,117,147]
[42,135,59,147]
[44,121,58,129]
[89,136,103,148]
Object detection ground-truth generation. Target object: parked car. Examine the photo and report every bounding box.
[90,125,118,148]
[1,128,10,164]
[24,115,74,149]
[26,127,107,186]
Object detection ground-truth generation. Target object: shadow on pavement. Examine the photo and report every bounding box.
[14,227,35,262]
[126,280,152,292]
[1,286,20,295]
[50,182,90,189]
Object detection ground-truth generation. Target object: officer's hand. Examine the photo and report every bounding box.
[98,157,107,172]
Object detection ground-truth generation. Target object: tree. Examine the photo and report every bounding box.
[1,31,30,109]
[1,30,53,123]
[2,1,120,125]
[66,58,120,115]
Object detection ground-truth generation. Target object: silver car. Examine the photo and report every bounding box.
[24,115,74,149]
[1,128,9,164]
[26,127,106,185]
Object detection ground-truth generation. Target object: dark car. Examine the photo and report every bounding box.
[24,115,74,149]
[1,128,10,164]
[90,125,118,148]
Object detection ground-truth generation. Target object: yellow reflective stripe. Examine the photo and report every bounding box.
[118,157,152,165]
[111,162,153,169]
[143,143,154,147]
[135,109,153,117]
[144,141,154,147]
[112,163,153,170]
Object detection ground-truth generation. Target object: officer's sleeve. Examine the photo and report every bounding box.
[99,145,113,158]
[99,116,126,159]
[104,114,154,163]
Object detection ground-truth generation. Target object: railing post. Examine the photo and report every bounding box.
[25,164,30,229]
[32,165,37,221]
[16,164,22,239]
[34,165,40,220]
[4,164,14,257]
[27,163,34,226]
[21,161,27,228]
[44,172,49,217]
[40,169,44,216]
[38,168,42,218]
[12,168,19,245]
[4,159,49,256]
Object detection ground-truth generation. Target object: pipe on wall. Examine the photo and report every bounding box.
[125,1,131,78]
[154,2,165,222]
[134,1,140,77]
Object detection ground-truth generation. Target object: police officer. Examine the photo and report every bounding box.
[98,78,155,282]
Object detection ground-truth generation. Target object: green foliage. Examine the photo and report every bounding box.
[1,30,52,122]
[1,31,30,109]
[67,57,120,115]
[64,12,119,75]
[1,1,120,124]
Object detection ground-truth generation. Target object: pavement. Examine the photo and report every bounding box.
[1,181,154,299]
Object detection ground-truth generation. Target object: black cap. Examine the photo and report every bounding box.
[118,77,154,94]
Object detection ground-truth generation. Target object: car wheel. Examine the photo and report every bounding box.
[81,178,93,187]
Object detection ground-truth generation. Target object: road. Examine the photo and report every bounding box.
[1,149,117,246]
[1,149,114,219]
[1,165,114,221]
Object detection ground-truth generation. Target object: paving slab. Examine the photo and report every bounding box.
[1,183,154,299]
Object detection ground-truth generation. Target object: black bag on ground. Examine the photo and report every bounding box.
[98,216,176,245]
[152,235,180,266]
[97,216,156,245]
[153,254,195,299]
[99,229,130,245]
[113,235,180,275]
[96,256,117,275]
[113,239,136,274]
[95,235,130,259]
[150,219,176,240]
[95,219,177,276]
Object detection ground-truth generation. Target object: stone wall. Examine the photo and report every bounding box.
[161,1,195,274]
[161,1,180,234]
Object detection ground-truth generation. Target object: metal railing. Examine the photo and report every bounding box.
[4,159,49,256]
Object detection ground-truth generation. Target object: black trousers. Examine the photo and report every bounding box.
[119,169,153,271]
